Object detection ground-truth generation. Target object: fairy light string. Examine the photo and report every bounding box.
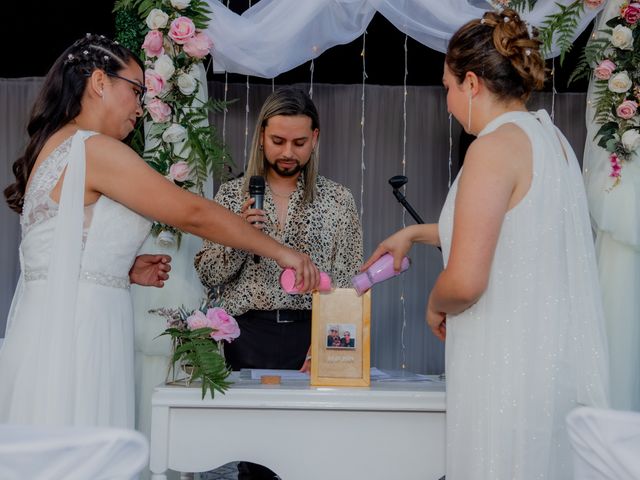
[400,34,409,371]
[359,31,368,222]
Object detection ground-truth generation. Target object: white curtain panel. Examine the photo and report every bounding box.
[206,0,603,78]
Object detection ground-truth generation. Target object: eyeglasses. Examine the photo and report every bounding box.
[106,72,147,105]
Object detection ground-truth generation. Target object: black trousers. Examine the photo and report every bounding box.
[226,309,310,479]
[225,309,311,371]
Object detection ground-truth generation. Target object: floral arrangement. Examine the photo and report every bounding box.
[569,1,639,186]
[114,0,233,248]
[152,301,240,399]
[488,0,606,62]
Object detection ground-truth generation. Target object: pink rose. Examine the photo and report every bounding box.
[594,59,616,80]
[142,30,164,58]
[622,3,640,23]
[186,310,214,331]
[206,307,240,342]
[168,17,196,45]
[183,32,214,59]
[617,99,638,119]
[584,0,604,9]
[168,161,190,182]
[147,98,172,123]
[145,69,165,98]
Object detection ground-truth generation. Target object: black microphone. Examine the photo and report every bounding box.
[249,176,265,263]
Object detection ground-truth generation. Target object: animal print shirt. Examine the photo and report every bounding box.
[194,175,363,316]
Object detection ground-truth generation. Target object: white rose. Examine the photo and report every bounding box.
[162,123,188,143]
[154,55,175,81]
[608,71,632,93]
[177,72,198,95]
[170,0,191,9]
[622,129,640,152]
[145,9,169,30]
[611,25,634,50]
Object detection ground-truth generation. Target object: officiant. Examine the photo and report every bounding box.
[194,87,362,377]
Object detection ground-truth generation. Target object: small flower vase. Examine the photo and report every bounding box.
[156,229,177,249]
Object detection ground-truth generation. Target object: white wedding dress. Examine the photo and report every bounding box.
[0,130,151,428]
[439,110,610,479]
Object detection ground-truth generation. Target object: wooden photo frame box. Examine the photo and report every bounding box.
[310,288,371,387]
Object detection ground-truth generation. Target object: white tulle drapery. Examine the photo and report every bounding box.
[205,0,603,78]
[583,0,640,412]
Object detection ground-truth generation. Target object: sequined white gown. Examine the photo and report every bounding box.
[0,131,151,428]
[438,110,610,480]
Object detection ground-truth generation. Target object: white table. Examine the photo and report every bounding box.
[150,372,446,480]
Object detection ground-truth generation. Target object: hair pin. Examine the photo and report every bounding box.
[67,54,74,61]
[481,18,487,24]
[504,17,510,23]
[82,50,89,56]
[525,49,532,56]
[103,55,110,61]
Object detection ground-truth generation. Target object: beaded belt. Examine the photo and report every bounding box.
[23,269,130,289]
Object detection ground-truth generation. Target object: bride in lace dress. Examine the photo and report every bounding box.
[0,35,319,428]
[363,9,609,479]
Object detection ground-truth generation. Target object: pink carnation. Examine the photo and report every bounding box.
[206,307,240,342]
[609,153,622,178]
[168,16,196,45]
[142,30,164,58]
[584,0,604,9]
[617,99,638,119]
[145,69,165,98]
[594,59,616,80]
[622,3,640,23]
[147,98,172,123]
[183,32,214,59]
[168,161,190,182]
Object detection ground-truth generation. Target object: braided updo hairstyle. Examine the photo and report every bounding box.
[4,34,144,214]
[446,8,545,102]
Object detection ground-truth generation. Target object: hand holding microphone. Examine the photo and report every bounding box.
[242,176,266,229]
[247,176,266,263]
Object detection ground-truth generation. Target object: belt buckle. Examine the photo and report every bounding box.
[276,310,294,324]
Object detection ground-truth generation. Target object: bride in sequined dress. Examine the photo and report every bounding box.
[0,34,319,428]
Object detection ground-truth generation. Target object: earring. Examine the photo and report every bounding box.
[467,92,472,132]
[259,144,263,150]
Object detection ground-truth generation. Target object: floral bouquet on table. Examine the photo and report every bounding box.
[151,301,240,399]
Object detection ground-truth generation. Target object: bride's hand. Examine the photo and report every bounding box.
[274,246,319,293]
[361,227,414,273]
[129,254,172,287]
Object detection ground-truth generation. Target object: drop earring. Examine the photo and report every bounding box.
[467,92,472,132]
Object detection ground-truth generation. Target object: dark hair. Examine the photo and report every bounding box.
[245,87,320,204]
[446,8,545,102]
[4,34,144,214]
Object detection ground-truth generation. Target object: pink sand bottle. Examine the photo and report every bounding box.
[280,268,333,294]
[351,253,410,296]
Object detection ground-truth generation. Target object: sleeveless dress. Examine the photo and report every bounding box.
[438,110,610,480]
[0,130,151,428]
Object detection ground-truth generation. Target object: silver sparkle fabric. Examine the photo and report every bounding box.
[438,110,610,480]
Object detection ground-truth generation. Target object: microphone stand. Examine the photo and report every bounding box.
[388,175,424,225]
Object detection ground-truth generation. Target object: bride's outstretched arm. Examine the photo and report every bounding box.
[85,135,320,291]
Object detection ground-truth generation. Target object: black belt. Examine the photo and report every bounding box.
[239,309,311,324]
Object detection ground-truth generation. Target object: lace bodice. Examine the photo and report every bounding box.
[20,131,152,288]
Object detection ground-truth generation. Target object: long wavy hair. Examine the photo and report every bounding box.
[4,34,143,214]
[243,87,320,205]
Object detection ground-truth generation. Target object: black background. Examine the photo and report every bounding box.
[3,0,591,91]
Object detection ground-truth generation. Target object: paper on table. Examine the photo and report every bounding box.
[249,369,310,380]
